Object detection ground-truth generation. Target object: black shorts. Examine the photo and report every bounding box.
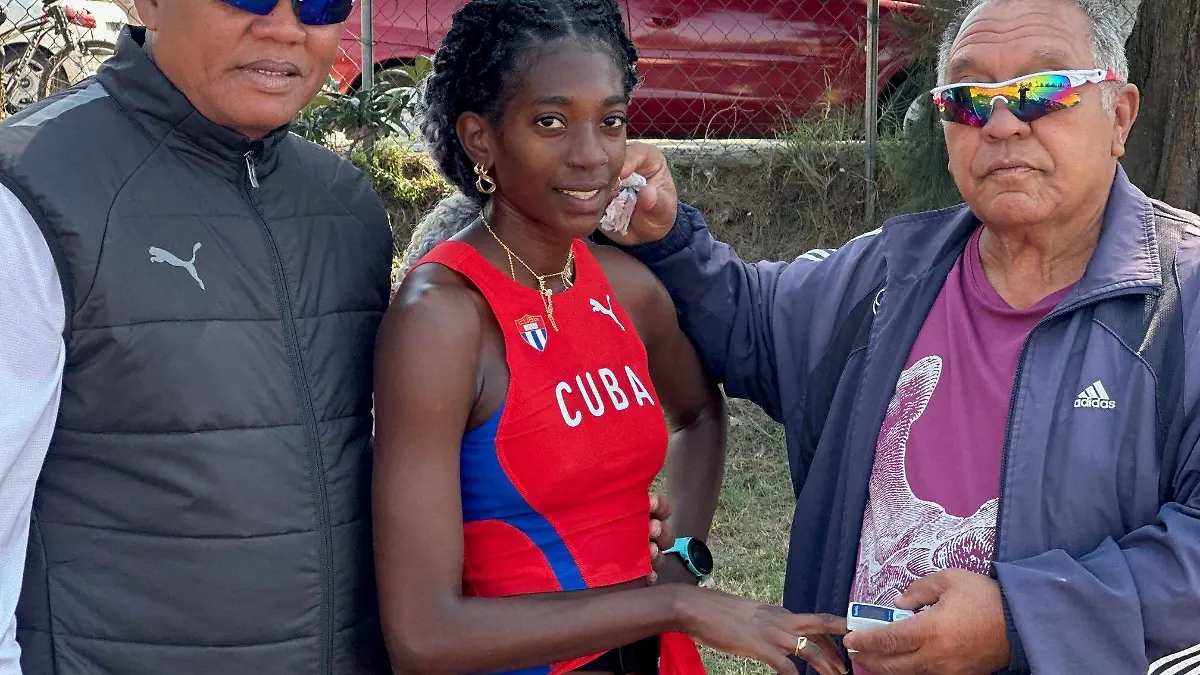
[578,635,660,674]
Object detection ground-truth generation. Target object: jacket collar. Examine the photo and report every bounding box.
[95,26,288,181]
[879,163,1161,304]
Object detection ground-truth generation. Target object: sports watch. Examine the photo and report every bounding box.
[662,536,713,581]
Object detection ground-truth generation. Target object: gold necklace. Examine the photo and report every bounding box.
[484,219,574,331]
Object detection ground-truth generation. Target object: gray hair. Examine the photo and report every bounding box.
[397,192,482,276]
[936,0,1130,109]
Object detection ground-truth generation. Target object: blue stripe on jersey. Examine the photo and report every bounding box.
[460,402,587,592]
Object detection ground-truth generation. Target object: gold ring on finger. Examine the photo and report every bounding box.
[794,636,808,657]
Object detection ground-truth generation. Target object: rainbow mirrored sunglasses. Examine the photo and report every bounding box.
[930,69,1121,127]
[218,0,354,25]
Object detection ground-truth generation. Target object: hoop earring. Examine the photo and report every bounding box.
[474,163,497,195]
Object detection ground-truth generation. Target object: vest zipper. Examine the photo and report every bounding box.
[245,151,259,188]
[241,158,335,675]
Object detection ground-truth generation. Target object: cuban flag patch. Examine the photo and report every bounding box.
[516,314,548,352]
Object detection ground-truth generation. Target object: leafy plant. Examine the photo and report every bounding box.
[349,138,453,257]
[293,57,433,150]
[385,57,434,89]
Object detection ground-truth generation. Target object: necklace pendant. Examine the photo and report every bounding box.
[542,289,559,332]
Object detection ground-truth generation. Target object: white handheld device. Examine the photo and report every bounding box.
[846,602,915,631]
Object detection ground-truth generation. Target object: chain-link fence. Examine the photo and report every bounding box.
[0,0,127,117]
[337,0,927,142]
[333,0,938,224]
[0,1,1148,166]
[0,0,910,215]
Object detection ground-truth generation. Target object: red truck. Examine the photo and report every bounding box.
[330,0,924,138]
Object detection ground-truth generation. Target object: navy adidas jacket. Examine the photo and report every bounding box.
[621,166,1200,673]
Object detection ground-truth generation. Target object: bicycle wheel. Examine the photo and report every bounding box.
[38,40,115,100]
[2,45,55,115]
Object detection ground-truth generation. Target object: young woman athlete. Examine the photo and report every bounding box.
[371,2,849,674]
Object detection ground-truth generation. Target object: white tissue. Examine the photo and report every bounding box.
[599,172,648,236]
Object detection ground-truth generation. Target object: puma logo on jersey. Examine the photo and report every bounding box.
[556,366,654,428]
[590,295,625,331]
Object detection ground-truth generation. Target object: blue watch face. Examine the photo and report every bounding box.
[686,539,713,575]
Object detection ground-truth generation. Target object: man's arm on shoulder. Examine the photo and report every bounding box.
[993,244,1200,673]
[0,184,65,672]
[612,203,881,422]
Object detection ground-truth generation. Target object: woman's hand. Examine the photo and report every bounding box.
[678,587,849,675]
[648,493,677,584]
[648,492,710,586]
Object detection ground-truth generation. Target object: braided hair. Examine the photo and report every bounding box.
[400,0,639,274]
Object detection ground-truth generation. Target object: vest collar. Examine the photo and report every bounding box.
[96,26,288,182]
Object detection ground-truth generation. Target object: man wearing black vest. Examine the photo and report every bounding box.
[0,1,394,673]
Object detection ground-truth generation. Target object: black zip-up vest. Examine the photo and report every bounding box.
[0,27,392,675]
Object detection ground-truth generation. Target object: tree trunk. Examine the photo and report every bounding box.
[1123,0,1200,213]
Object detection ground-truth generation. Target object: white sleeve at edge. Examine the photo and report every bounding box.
[0,182,65,675]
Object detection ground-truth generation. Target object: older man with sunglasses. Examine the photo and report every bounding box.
[0,1,397,674]
[610,0,1200,673]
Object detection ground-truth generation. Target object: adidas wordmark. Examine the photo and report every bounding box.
[1074,380,1116,410]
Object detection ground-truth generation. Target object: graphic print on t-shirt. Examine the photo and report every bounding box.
[851,355,999,605]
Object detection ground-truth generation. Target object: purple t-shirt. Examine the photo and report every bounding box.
[849,227,1071,617]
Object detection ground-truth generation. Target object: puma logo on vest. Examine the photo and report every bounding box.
[149,242,205,290]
